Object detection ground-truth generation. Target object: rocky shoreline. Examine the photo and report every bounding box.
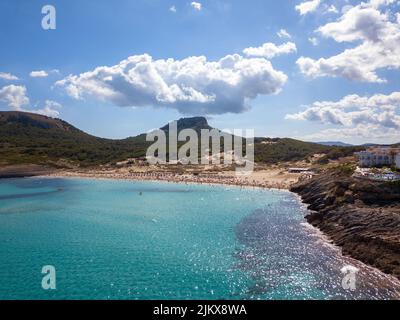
[0,165,55,179]
[291,167,400,280]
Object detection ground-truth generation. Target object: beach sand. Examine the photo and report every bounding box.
[43,165,302,190]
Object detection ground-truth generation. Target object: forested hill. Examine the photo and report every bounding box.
[0,111,360,167]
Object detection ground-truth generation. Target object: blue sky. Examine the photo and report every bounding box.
[0,0,399,144]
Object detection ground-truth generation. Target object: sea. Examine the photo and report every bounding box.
[0,177,399,300]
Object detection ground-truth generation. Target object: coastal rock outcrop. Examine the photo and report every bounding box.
[291,167,400,279]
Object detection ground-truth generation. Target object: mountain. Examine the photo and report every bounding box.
[161,117,213,134]
[360,143,398,147]
[317,141,354,147]
[0,111,149,167]
[0,111,353,168]
[0,112,80,132]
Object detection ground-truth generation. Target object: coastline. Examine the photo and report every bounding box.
[2,167,400,293]
[40,167,298,191]
[299,221,400,293]
[3,174,399,299]
[0,164,55,179]
[291,170,400,281]
[37,173,297,197]
[50,172,400,293]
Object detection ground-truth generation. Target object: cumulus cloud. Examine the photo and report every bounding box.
[243,42,297,58]
[30,70,49,78]
[34,100,62,117]
[191,2,202,11]
[299,125,400,143]
[295,0,321,15]
[169,5,177,13]
[0,72,19,81]
[277,29,291,39]
[286,91,400,140]
[297,0,400,82]
[0,84,61,117]
[55,53,288,115]
[0,85,30,110]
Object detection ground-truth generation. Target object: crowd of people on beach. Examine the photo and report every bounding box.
[128,172,290,189]
[50,170,293,190]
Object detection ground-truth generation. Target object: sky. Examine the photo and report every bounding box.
[0,0,399,144]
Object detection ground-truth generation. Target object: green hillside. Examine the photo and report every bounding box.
[0,111,357,167]
[254,137,328,163]
[0,112,148,167]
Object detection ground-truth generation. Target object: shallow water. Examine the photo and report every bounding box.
[0,177,398,300]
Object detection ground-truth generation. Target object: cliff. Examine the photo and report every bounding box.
[291,166,400,279]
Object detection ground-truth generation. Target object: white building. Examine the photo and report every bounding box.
[396,154,400,168]
[356,147,400,168]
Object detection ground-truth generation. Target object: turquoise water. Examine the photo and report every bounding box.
[0,177,399,300]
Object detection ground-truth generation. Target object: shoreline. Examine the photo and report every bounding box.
[291,170,400,281]
[2,175,400,299]
[299,221,400,293]
[0,164,55,179]
[38,173,296,196]
[41,168,297,191]
[44,171,400,287]
[3,169,400,293]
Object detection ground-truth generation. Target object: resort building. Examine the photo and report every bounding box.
[356,147,400,168]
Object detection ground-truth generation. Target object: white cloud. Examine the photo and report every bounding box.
[34,100,62,117]
[243,42,297,58]
[299,125,400,143]
[308,37,319,45]
[56,52,288,115]
[0,72,19,81]
[327,5,338,13]
[0,84,61,117]
[169,5,177,13]
[295,0,321,15]
[286,91,400,141]
[297,0,400,82]
[30,70,49,78]
[277,29,291,39]
[318,3,396,42]
[368,0,396,8]
[191,2,202,11]
[0,85,30,110]
[341,5,353,14]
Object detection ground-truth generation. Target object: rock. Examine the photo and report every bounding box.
[291,167,400,280]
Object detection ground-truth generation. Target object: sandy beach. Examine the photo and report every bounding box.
[42,165,303,190]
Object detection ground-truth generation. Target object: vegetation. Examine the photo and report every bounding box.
[253,137,331,163]
[0,111,362,168]
[0,112,150,167]
[316,146,364,164]
[331,163,357,177]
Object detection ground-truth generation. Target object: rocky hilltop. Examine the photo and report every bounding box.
[291,166,400,279]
